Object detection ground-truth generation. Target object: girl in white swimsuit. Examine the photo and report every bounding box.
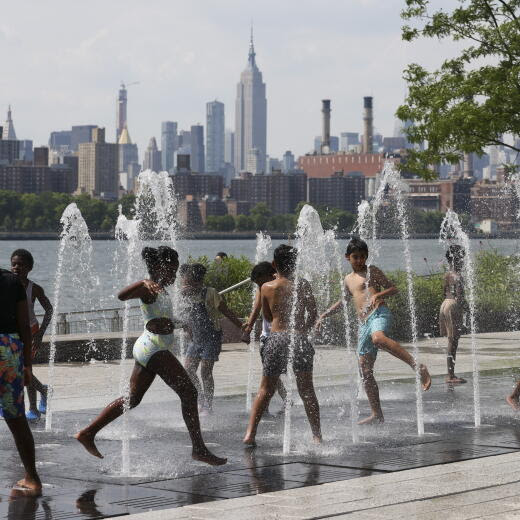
[74,246,226,467]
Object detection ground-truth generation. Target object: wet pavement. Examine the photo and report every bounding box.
[2,365,520,519]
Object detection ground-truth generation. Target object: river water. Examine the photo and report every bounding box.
[1,238,518,313]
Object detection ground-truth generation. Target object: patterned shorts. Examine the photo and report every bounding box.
[0,333,25,419]
[262,332,315,377]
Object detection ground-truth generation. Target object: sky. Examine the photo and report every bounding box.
[0,0,460,160]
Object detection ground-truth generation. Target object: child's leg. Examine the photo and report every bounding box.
[5,417,41,490]
[372,331,431,390]
[276,378,288,403]
[446,333,466,383]
[295,371,321,442]
[149,351,226,466]
[200,360,215,410]
[358,354,383,424]
[243,376,279,445]
[506,381,520,411]
[184,357,202,402]
[75,363,155,458]
[31,375,47,396]
[26,380,38,413]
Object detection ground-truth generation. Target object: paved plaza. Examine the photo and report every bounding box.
[2,331,520,519]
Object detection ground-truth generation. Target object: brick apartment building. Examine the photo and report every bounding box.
[171,172,223,200]
[308,171,365,213]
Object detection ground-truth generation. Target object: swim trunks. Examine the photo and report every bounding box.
[439,298,463,339]
[262,332,315,377]
[0,333,25,419]
[357,306,392,358]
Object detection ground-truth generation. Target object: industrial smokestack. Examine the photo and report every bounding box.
[321,99,331,154]
[362,96,373,154]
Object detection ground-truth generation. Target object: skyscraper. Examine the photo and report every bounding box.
[71,125,98,152]
[161,121,177,173]
[118,125,139,173]
[224,130,235,164]
[190,125,205,173]
[282,151,295,173]
[2,105,17,140]
[234,30,267,174]
[143,137,161,172]
[206,101,225,173]
[116,82,127,142]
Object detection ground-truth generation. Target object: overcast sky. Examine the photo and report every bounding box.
[1,0,459,159]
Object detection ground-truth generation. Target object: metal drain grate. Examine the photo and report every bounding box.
[111,495,188,510]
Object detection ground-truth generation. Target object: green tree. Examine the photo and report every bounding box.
[235,214,255,231]
[205,215,235,232]
[2,215,13,231]
[250,202,272,230]
[398,0,520,178]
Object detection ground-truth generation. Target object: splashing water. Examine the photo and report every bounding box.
[246,232,272,412]
[440,209,480,427]
[46,204,95,431]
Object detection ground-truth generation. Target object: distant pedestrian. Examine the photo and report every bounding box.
[11,249,53,421]
[0,267,41,493]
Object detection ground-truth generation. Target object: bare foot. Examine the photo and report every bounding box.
[420,365,432,391]
[313,435,322,444]
[14,477,42,494]
[74,431,103,459]
[358,414,384,425]
[506,395,520,411]
[242,435,257,447]
[446,376,467,385]
[192,448,227,466]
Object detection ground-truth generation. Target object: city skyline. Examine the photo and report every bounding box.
[1,0,461,160]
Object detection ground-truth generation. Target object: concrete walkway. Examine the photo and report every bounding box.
[110,452,520,519]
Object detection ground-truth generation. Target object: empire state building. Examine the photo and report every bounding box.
[234,32,267,174]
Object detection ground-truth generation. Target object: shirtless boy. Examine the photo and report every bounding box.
[440,245,467,384]
[243,245,321,446]
[317,237,431,425]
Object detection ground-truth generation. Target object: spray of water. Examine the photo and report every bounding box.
[246,232,272,411]
[440,209,480,427]
[46,203,94,431]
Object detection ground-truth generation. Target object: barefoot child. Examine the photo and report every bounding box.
[0,268,41,492]
[180,263,243,414]
[243,245,321,446]
[440,245,467,384]
[242,262,288,415]
[317,237,431,425]
[75,247,226,466]
[11,249,53,421]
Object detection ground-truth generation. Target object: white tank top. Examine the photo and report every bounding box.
[261,317,271,339]
[26,281,38,327]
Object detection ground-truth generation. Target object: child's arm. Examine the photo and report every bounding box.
[33,284,53,349]
[218,299,243,330]
[118,279,161,302]
[370,267,398,307]
[243,288,261,334]
[316,278,350,329]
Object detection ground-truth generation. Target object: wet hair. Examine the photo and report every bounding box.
[180,263,207,283]
[141,246,179,275]
[273,244,298,276]
[250,261,276,283]
[11,248,34,269]
[446,245,465,267]
[216,252,228,259]
[346,237,369,257]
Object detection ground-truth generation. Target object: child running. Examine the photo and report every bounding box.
[440,245,467,384]
[243,245,321,446]
[11,249,53,421]
[180,263,243,415]
[0,267,41,492]
[317,237,431,425]
[242,261,288,415]
[75,246,226,466]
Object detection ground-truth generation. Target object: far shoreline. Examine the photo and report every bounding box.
[0,231,518,240]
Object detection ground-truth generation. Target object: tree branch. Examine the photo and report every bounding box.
[496,0,520,30]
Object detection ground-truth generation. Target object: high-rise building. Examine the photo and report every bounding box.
[143,137,162,172]
[234,31,267,173]
[0,136,20,165]
[49,130,72,150]
[340,132,360,151]
[224,130,235,164]
[118,125,139,174]
[308,172,365,214]
[161,121,177,173]
[71,125,98,152]
[206,101,225,173]
[77,128,119,200]
[116,82,127,143]
[19,140,33,162]
[2,105,17,140]
[314,136,339,153]
[190,125,205,173]
[177,130,191,155]
[246,147,261,174]
[282,151,295,173]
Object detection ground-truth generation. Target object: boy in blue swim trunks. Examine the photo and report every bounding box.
[317,238,431,425]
